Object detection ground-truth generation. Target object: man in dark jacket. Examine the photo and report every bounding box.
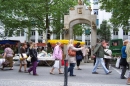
[92,39,112,74]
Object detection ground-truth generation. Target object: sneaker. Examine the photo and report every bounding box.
[92,72,98,74]
[70,75,76,76]
[24,70,28,73]
[28,70,31,74]
[106,71,112,74]
[18,70,23,72]
[77,68,82,70]
[121,76,127,79]
[50,72,55,75]
[59,72,64,74]
[33,74,39,76]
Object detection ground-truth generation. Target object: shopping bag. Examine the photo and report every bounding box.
[0,59,5,66]
[19,53,27,61]
[116,57,121,68]
[61,60,64,66]
[27,56,32,62]
[53,60,60,68]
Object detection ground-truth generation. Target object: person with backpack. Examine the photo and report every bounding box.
[92,39,112,74]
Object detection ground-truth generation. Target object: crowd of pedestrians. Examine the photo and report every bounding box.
[3,39,130,85]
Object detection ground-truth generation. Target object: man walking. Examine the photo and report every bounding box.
[92,39,112,74]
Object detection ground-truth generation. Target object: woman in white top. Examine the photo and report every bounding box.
[104,45,112,70]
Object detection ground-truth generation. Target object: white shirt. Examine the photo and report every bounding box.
[104,49,112,59]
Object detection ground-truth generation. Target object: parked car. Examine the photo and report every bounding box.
[13,54,20,61]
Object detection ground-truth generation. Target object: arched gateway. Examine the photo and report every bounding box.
[63,2,97,50]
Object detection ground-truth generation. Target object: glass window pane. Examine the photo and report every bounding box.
[21,29,24,36]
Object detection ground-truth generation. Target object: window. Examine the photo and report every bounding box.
[86,40,90,45]
[93,0,98,5]
[38,30,43,36]
[123,30,128,35]
[31,39,35,42]
[113,30,118,35]
[96,19,99,26]
[8,30,13,37]
[31,30,35,36]
[16,30,20,36]
[21,29,24,36]
[38,40,42,43]
[93,9,98,15]
[4,30,8,36]
[87,0,90,2]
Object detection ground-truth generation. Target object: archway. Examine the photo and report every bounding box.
[63,3,97,54]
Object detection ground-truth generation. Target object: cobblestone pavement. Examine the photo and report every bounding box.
[0,61,128,86]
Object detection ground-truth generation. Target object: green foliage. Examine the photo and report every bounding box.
[99,0,130,28]
[0,0,74,38]
[0,0,90,40]
[97,20,111,42]
[73,24,83,36]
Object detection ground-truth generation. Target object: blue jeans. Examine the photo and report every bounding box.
[92,58,109,74]
[68,63,75,76]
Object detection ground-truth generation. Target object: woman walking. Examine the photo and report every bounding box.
[28,43,38,76]
[126,41,130,84]
[67,39,83,76]
[50,42,63,74]
[75,42,83,70]
[2,43,14,70]
[19,43,28,73]
[120,40,129,79]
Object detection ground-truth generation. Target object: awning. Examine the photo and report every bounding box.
[47,40,85,45]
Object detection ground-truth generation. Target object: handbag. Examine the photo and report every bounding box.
[19,53,27,61]
[76,55,82,60]
[68,48,76,57]
[27,56,32,62]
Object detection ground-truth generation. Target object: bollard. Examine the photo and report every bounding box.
[64,60,68,86]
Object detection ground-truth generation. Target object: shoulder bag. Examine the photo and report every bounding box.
[68,48,76,57]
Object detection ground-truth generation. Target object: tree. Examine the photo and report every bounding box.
[97,20,111,42]
[99,0,130,28]
[0,0,91,40]
[0,0,76,39]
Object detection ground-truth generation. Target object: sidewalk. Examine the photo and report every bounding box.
[0,61,128,86]
[0,79,127,86]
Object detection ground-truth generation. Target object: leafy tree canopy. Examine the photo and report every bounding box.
[99,0,130,28]
[97,20,111,42]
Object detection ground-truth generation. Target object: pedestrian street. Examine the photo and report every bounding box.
[0,62,128,86]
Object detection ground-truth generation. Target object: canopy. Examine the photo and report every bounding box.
[0,40,19,44]
[47,40,85,45]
